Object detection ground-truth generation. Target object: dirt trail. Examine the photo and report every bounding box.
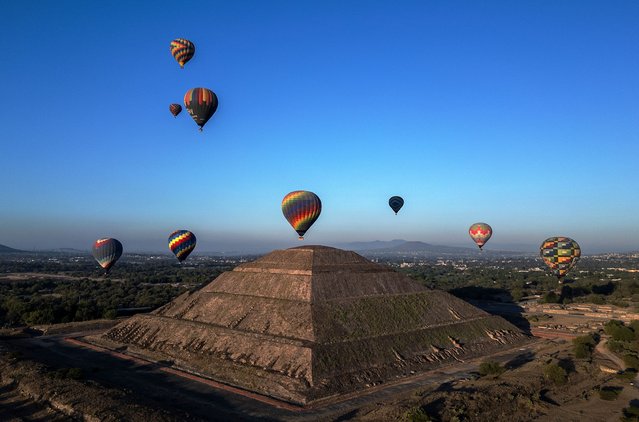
[595,338,626,370]
[595,337,639,388]
[0,378,67,421]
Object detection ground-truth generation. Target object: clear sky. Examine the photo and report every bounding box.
[1,1,638,253]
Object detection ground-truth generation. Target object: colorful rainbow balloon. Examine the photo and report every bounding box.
[168,230,197,262]
[170,38,195,68]
[540,237,581,281]
[92,238,123,273]
[469,223,492,250]
[281,191,322,239]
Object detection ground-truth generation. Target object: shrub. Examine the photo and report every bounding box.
[103,309,118,319]
[598,386,622,401]
[622,403,639,420]
[49,367,84,380]
[479,360,505,377]
[66,367,83,380]
[573,334,598,359]
[623,354,639,370]
[543,363,567,385]
[543,291,560,304]
[605,320,636,342]
[608,340,626,354]
[404,406,432,422]
[617,368,638,381]
[574,343,592,359]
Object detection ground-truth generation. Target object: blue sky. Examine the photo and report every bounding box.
[1,1,638,253]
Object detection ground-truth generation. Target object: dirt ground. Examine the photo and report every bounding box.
[348,340,638,421]
[0,323,637,421]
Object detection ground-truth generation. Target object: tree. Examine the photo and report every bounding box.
[543,291,560,304]
[605,320,636,342]
[598,386,623,401]
[479,361,505,377]
[543,363,567,385]
[573,334,598,359]
[623,354,639,370]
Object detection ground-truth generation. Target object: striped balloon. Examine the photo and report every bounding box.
[92,238,123,273]
[540,237,581,281]
[169,103,182,117]
[469,223,492,249]
[388,196,404,214]
[281,191,322,239]
[168,230,197,262]
[184,88,218,131]
[169,38,195,68]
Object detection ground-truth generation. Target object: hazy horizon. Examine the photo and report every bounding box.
[2,235,637,255]
[1,1,637,255]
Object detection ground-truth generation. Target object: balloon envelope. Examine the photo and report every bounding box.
[540,237,581,280]
[170,38,195,68]
[184,88,218,130]
[281,191,322,239]
[469,223,493,249]
[169,103,182,117]
[92,238,123,273]
[168,230,197,262]
[388,196,404,214]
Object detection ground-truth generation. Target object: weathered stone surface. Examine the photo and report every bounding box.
[92,245,528,405]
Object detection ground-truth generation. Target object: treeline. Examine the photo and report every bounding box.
[0,279,186,326]
[401,264,639,308]
[0,258,231,327]
[542,281,639,308]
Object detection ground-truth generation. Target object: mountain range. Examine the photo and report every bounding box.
[333,240,533,257]
[0,244,24,253]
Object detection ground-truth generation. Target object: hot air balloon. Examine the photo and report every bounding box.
[540,237,581,282]
[469,223,493,250]
[168,230,197,262]
[184,88,218,131]
[92,238,123,274]
[388,196,404,215]
[170,38,195,68]
[169,103,182,117]
[281,191,322,239]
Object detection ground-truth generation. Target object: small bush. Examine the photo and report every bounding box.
[404,406,432,422]
[598,386,622,401]
[608,340,626,354]
[605,320,636,342]
[66,367,83,380]
[49,367,84,380]
[622,403,639,420]
[7,351,22,361]
[543,291,560,303]
[617,369,638,381]
[479,360,505,377]
[573,334,598,359]
[623,354,639,370]
[103,309,118,319]
[543,363,567,385]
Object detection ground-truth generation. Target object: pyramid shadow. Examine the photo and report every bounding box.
[8,335,280,422]
[449,286,532,335]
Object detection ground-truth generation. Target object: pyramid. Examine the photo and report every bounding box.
[91,246,527,405]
